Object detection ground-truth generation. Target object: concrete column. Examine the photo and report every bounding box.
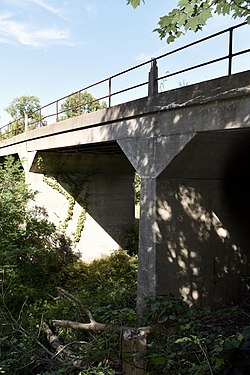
[137,177,157,304]
[118,133,195,311]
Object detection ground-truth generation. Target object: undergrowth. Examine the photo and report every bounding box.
[1,249,250,374]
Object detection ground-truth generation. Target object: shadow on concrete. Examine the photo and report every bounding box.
[156,129,250,307]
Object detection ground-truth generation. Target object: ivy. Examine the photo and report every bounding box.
[43,175,89,244]
[74,196,88,245]
[43,176,75,231]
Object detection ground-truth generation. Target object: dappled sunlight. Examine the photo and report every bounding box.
[178,185,211,241]
[212,212,230,242]
[156,176,248,307]
[178,185,232,244]
[157,199,172,221]
[173,113,182,125]
[180,283,200,306]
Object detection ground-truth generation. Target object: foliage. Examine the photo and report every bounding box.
[4,95,42,135]
[1,209,137,375]
[127,0,250,43]
[5,95,40,120]
[124,224,139,256]
[134,172,141,205]
[61,249,138,313]
[78,361,116,374]
[60,91,107,119]
[0,156,77,305]
[141,295,250,374]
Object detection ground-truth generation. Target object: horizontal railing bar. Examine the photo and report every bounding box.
[152,22,247,64]
[158,56,231,81]
[109,81,149,98]
[232,48,250,58]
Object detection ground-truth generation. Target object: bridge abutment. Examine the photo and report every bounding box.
[19,150,135,262]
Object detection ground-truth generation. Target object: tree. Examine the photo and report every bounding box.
[127,0,250,43]
[0,156,75,305]
[5,95,42,135]
[60,90,107,119]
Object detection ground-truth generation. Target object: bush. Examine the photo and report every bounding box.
[140,295,250,374]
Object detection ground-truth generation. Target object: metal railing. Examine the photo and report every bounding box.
[1,21,249,138]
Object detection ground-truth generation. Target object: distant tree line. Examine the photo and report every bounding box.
[1,92,107,137]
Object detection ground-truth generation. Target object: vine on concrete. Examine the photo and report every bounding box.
[73,187,89,245]
[43,175,89,245]
[37,155,44,171]
[43,176,75,231]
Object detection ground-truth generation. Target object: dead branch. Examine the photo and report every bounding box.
[49,288,174,374]
[52,319,165,337]
[56,287,95,323]
[52,288,169,340]
[52,319,109,332]
[42,321,86,368]
[42,322,67,354]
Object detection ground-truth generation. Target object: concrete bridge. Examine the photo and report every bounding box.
[1,70,250,310]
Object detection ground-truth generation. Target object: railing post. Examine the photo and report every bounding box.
[39,108,42,127]
[108,78,112,107]
[228,28,233,75]
[24,113,28,133]
[78,91,81,115]
[56,101,59,122]
[148,58,158,96]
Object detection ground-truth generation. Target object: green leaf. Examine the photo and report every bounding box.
[158,15,172,28]
[150,354,166,365]
[127,0,144,9]
[185,3,195,16]
[175,336,192,344]
[167,34,175,44]
[178,0,189,8]
[185,17,200,31]
[214,357,225,367]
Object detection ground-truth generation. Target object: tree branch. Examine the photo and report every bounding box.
[42,322,86,368]
[56,287,95,323]
[53,288,171,340]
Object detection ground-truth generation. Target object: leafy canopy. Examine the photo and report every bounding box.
[60,91,107,119]
[4,95,42,135]
[5,95,40,120]
[127,0,250,43]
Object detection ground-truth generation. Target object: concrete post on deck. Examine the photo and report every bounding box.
[148,59,158,97]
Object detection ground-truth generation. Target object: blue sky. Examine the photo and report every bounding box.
[0,0,249,125]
